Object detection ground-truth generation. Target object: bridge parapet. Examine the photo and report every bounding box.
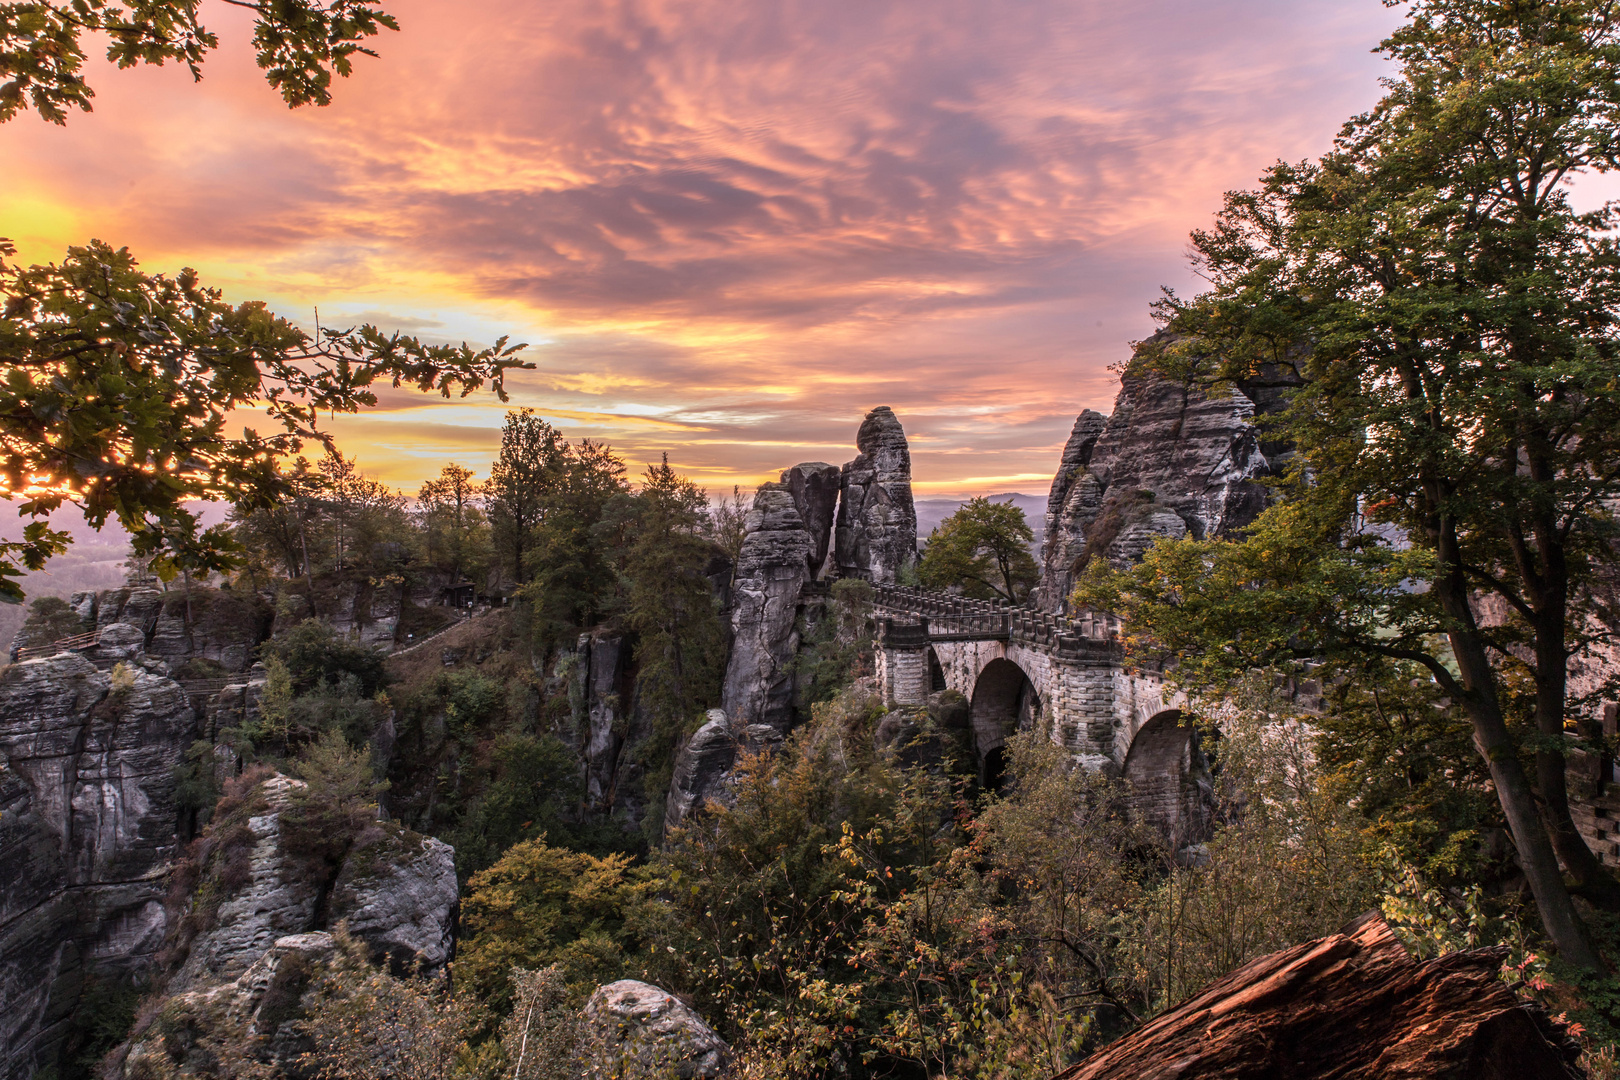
[866,584,1120,648]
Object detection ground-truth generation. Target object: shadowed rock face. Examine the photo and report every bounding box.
[720,484,817,730]
[836,406,918,585]
[782,462,842,576]
[1039,362,1280,610]
[664,710,783,831]
[0,652,196,1077]
[1054,913,1582,1080]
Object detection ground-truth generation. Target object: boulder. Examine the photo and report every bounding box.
[584,980,731,1079]
[329,829,458,971]
[835,406,918,584]
[1053,913,1582,1080]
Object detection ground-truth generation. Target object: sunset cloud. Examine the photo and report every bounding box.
[3,0,1402,496]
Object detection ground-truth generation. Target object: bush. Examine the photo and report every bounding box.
[458,838,640,1020]
[262,619,389,697]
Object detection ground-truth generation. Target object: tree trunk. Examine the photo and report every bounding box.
[1434,565,1601,969]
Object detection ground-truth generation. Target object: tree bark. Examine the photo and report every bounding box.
[1434,558,1601,969]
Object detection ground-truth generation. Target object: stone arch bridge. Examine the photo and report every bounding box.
[865,584,1213,839]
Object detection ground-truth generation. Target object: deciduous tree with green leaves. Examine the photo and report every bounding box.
[1,0,399,123]
[1,1,530,601]
[1080,0,1620,970]
[919,496,1039,603]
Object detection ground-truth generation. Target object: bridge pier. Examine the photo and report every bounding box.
[876,618,932,706]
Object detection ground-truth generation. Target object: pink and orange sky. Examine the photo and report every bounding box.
[4,0,1406,497]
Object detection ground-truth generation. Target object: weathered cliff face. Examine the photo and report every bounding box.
[0,651,197,1078]
[1038,365,1280,610]
[783,462,842,576]
[573,632,654,828]
[720,484,817,731]
[11,585,272,672]
[836,406,918,584]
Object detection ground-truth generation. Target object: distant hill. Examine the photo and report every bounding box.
[914,492,1047,558]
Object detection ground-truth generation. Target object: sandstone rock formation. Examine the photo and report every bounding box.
[116,931,339,1079]
[170,774,457,992]
[836,406,918,584]
[664,710,784,830]
[1039,358,1280,611]
[721,483,818,730]
[0,651,197,1077]
[1054,913,1582,1080]
[718,409,918,737]
[584,980,732,1079]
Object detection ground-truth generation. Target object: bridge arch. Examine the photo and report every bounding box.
[970,657,1040,791]
[1121,709,1216,845]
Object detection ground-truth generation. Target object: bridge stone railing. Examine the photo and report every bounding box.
[865,584,1119,652]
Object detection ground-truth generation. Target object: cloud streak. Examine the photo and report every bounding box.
[3,0,1402,494]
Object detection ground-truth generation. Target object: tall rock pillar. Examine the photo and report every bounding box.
[835,406,918,584]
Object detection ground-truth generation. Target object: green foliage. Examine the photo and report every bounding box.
[0,238,527,601]
[418,463,491,587]
[918,497,1038,603]
[444,733,589,879]
[795,578,874,709]
[23,593,79,642]
[614,457,727,829]
[281,729,388,874]
[263,619,389,697]
[0,0,401,124]
[637,689,961,1080]
[457,838,640,1019]
[1094,0,1620,965]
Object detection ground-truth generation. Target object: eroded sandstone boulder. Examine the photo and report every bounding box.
[1054,913,1582,1080]
[836,406,918,584]
[584,980,732,1079]
[783,462,842,575]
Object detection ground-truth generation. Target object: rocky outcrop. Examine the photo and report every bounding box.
[0,651,197,1078]
[664,710,784,830]
[721,484,818,730]
[783,462,842,576]
[575,633,648,822]
[836,406,918,584]
[11,585,271,671]
[116,931,339,1080]
[1038,357,1281,610]
[1054,913,1581,1080]
[584,980,732,1079]
[171,775,457,992]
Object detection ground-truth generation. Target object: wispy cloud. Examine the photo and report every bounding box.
[3,0,1401,493]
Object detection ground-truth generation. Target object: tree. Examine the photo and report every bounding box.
[486,410,567,586]
[0,240,528,601]
[2,3,530,602]
[918,497,1039,603]
[615,457,727,823]
[1082,0,1620,969]
[2,0,400,124]
[418,463,489,587]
